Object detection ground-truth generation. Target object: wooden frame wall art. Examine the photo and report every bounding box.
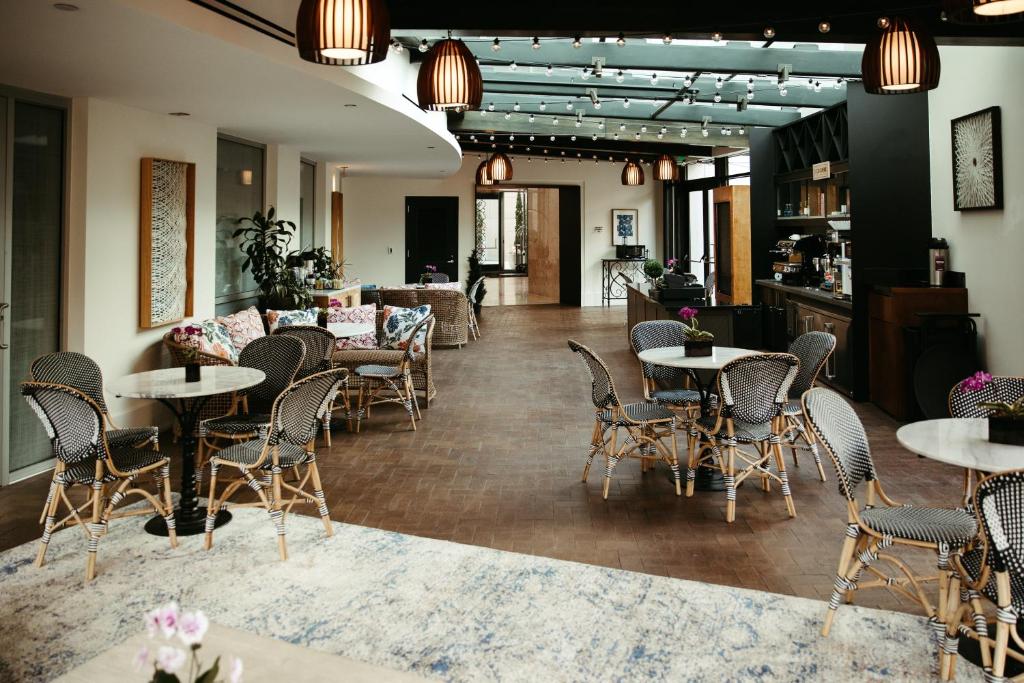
[611,208,639,246]
[951,106,1003,211]
[139,158,195,328]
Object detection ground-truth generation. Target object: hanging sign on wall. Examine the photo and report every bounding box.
[812,161,831,180]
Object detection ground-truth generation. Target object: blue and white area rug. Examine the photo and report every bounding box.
[0,509,981,682]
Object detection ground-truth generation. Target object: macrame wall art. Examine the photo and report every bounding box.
[140,158,195,328]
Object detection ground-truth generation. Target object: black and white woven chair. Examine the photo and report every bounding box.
[198,335,305,484]
[204,368,348,561]
[273,325,347,444]
[802,387,978,648]
[424,272,450,284]
[22,381,177,582]
[782,331,836,482]
[629,320,704,417]
[690,353,800,523]
[466,276,484,341]
[354,315,433,432]
[945,470,1024,682]
[30,351,161,522]
[568,339,681,499]
[949,376,1024,418]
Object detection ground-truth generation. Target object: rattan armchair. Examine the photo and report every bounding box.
[379,288,469,348]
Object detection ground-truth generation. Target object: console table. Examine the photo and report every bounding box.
[601,258,648,306]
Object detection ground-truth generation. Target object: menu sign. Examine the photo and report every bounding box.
[812,161,831,180]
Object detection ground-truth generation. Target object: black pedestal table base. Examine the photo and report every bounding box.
[145,508,232,536]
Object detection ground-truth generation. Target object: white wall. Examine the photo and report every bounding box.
[342,155,662,306]
[68,98,218,427]
[265,144,300,223]
[929,46,1024,374]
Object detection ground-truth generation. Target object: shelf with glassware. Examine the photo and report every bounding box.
[775,162,851,233]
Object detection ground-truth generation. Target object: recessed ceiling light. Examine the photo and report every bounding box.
[53,3,79,10]
[168,112,190,117]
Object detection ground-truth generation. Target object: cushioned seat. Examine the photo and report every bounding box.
[200,413,270,437]
[782,399,802,416]
[106,426,159,450]
[599,402,675,425]
[354,364,403,378]
[652,388,702,405]
[697,416,773,442]
[64,448,167,485]
[959,548,1024,611]
[214,440,310,469]
[858,505,977,545]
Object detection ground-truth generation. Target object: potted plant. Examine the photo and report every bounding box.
[466,248,487,317]
[171,325,204,382]
[960,372,1024,446]
[234,208,312,311]
[643,258,664,285]
[419,264,437,285]
[679,306,715,356]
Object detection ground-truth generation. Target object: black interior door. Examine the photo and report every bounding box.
[406,196,459,283]
[558,186,581,306]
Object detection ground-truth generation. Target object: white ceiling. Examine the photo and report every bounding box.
[0,0,461,176]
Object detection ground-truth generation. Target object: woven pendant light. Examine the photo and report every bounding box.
[486,152,513,182]
[654,154,679,181]
[945,0,1024,22]
[296,0,391,66]
[862,16,940,94]
[475,160,494,186]
[621,160,645,186]
[417,38,484,112]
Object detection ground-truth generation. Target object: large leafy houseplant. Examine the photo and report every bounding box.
[234,208,312,311]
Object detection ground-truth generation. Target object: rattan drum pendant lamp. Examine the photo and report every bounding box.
[417,37,484,112]
[621,160,645,186]
[486,152,513,182]
[296,0,391,66]
[475,160,494,186]
[654,154,680,181]
[861,16,940,94]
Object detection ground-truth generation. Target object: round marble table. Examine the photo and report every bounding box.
[111,366,265,537]
[897,418,1024,473]
[636,345,756,490]
[326,322,374,339]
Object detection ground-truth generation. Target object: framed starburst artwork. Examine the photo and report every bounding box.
[951,106,1002,211]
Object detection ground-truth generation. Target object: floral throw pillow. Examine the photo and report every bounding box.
[215,306,265,353]
[266,308,318,333]
[327,303,377,350]
[171,320,238,363]
[382,304,431,356]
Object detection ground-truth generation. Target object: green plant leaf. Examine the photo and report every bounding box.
[195,656,220,683]
[152,672,180,683]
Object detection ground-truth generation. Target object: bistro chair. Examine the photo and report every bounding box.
[782,331,836,482]
[30,351,161,522]
[424,272,450,284]
[802,387,977,647]
[273,325,347,444]
[568,339,681,499]
[197,335,305,485]
[629,320,703,418]
[690,353,800,523]
[22,381,177,582]
[466,276,484,341]
[949,376,1024,418]
[354,315,433,432]
[204,368,348,561]
[945,470,1024,682]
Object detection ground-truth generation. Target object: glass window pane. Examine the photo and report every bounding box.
[9,102,64,472]
[215,138,263,309]
[728,154,750,177]
[687,190,704,276]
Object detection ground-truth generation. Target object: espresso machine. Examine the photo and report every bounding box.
[771,234,826,285]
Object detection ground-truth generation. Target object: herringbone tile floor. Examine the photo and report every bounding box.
[0,305,965,614]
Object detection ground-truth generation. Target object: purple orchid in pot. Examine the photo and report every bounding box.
[679,307,714,357]
[419,264,438,285]
[960,371,1024,446]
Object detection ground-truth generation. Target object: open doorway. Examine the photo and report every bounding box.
[476,187,564,306]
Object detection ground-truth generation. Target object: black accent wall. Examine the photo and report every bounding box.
[558,186,582,306]
[749,127,777,288]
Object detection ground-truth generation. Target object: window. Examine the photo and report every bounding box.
[215,137,264,316]
[299,159,316,251]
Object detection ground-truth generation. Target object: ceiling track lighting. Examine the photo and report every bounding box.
[416,37,483,111]
[862,16,941,94]
[296,0,390,66]
[486,152,513,182]
[621,160,645,186]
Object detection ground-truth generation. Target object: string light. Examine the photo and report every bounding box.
[491,38,501,52]
[513,102,521,111]
[504,111,511,120]
[738,126,746,135]
[566,101,574,111]
[713,92,722,103]
[651,73,659,85]
[571,135,576,141]
[683,75,692,88]
[529,135,535,141]
[418,39,429,53]
[572,35,582,49]
[619,123,626,131]
[716,77,724,89]
[663,32,673,44]
[593,100,602,110]
[764,26,776,39]
[616,32,626,47]
[528,114,535,123]
[539,101,547,111]
[747,89,755,100]
[509,60,517,71]
[779,86,788,96]
[546,64,553,77]
[640,125,647,133]
[480,109,487,117]
[634,132,641,140]
[680,127,688,137]
[391,39,404,53]
[552,116,559,125]
[623,98,631,108]
[814,81,822,93]
[488,102,495,111]
[616,70,625,83]
[818,20,831,34]
[711,31,723,42]
[532,36,541,50]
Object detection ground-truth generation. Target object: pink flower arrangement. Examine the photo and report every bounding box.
[678,306,698,321]
[960,371,994,393]
[138,602,241,683]
[424,264,438,272]
[666,258,678,269]
[677,306,714,342]
[172,324,203,338]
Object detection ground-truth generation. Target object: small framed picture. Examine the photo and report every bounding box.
[611,208,638,245]
[951,106,1003,211]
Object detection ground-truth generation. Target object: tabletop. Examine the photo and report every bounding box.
[897,418,1024,473]
[327,322,375,338]
[636,346,756,370]
[110,366,265,400]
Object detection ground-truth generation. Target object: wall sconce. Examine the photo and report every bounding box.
[240,169,253,186]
